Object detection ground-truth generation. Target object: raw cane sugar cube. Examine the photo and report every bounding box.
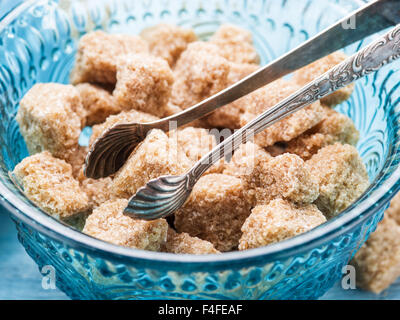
[350,191,400,293]
[240,79,325,147]
[285,134,327,161]
[265,154,320,205]
[171,127,225,174]
[293,51,355,107]
[314,108,359,144]
[171,42,231,109]
[83,199,168,250]
[286,107,359,160]
[351,216,400,294]
[70,146,115,209]
[162,228,220,254]
[76,83,121,126]
[227,62,260,85]
[89,109,158,146]
[82,177,114,209]
[173,127,215,163]
[12,151,89,220]
[70,31,149,85]
[174,174,252,252]
[141,24,197,67]
[305,143,369,218]
[210,24,260,65]
[238,199,326,250]
[203,96,247,129]
[242,153,319,206]
[76,167,115,209]
[16,83,85,160]
[113,54,174,117]
[223,142,271,178]
[226,145,318,205]
[205,63,260,129]
[112,129,191,199]
[65,146,89,179]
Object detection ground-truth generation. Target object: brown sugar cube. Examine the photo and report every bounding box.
[316,108,359,143]
[171,42,231,109]
[90,109,158,146]
[162,228,220,254]
[240,79,325,147]
[243,153,319,206]
[305,143,369,218]
[76,83,121,126]
[174,173,252,252]
[210,24,260,65]
[113,54,174,117]
[83,199,168,250]
[223,142,271,178]
[386,191,400,225]
[75,167,114,209]
[226,62,260,85]
[65,146,89,179]
[173,127,215,163]
[74,151,114,209]
[16,83,85,160]
[12,151,89,220]
[82,176,114,209]
[286,107,359,160]
[351,216,400,294]
[293,51,355,107]
[265,154,319,205]
[112,129,191,199]
[205,63,260,129]
[226,144,318,205]
[171,127,226,174]
[238,199,326,250]
[140,24,197,67]
[285,133,327,160]
[70,31,149,85]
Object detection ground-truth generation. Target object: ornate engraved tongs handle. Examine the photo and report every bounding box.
[189,24,400,184]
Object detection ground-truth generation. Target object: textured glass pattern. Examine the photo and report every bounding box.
[1,0,400,300]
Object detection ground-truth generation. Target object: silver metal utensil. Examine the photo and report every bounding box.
[124,23,400,220]
[84,0,400,179]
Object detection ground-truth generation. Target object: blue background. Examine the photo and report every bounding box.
[0,0,399,300]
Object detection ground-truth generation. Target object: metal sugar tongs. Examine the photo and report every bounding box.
[84,0,400,220]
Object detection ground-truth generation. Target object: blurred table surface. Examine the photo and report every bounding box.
[1,209,400,300]
[1,0,399,301]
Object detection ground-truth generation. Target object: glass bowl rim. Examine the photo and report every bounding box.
[0,0,398,267]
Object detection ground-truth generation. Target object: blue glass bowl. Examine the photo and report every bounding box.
[1,0,400,300]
